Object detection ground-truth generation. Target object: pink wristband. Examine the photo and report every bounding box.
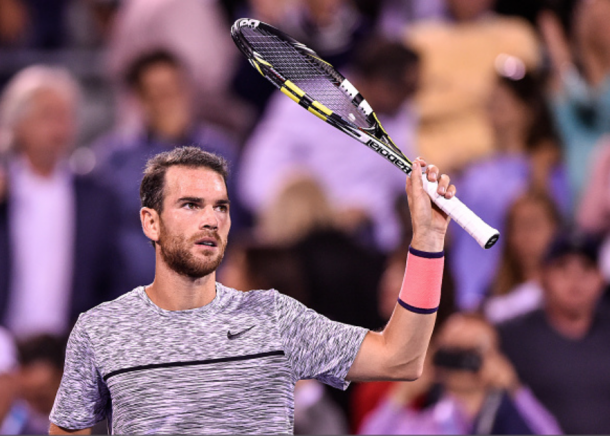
[397,246,444,314]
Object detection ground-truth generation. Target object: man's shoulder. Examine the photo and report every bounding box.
[77,287,144,326]
[497,309,546,337]
[217,283,280,311]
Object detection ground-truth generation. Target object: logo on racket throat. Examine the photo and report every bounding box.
[365,139,411,174]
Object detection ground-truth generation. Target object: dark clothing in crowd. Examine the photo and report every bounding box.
[294,228,385,332]
[498,307,610,434]
[0,175,124,329]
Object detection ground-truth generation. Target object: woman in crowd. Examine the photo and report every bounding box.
[449,61,569,311]
[484,191,562,323]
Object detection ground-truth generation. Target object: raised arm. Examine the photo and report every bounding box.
[347,158,453,381]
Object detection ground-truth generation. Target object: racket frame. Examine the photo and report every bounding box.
[231,18,500,249]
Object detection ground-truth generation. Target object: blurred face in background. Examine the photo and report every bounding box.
[447,0,495,22]
[487,81,532,147]
[136,61,192,136]
[365,71,418,117]
[14,88,76,170]
[434,316,498,394]
[305,0,345,26]
[507,197,558,275]
[18,360,62,416]
[543,254,604,320]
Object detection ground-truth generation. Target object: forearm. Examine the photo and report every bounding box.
[49,423,92,435]
[348,246,443,381]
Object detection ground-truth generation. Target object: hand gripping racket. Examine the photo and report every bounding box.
[231,18,500,249]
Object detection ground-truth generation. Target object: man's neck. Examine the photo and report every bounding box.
[545,305,594,340]
[22,151,60,178]
[146,261,217,311]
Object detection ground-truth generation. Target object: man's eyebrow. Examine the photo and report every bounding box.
[177,197,203,204]
[176,197,231,205]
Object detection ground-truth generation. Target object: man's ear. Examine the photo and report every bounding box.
[141,207,161,244]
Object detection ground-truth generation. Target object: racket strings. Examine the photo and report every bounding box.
[242,27,371,127]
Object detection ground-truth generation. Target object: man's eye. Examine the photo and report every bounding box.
[184,203,197,209]
[215,205,229,212]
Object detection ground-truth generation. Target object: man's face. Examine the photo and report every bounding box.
[434,316,497,393]
[155,166,231,279]
[137,62,191,125]
[15,88,75,159]
[543,254,604,319]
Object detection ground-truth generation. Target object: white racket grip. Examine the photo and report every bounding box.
[421,176,500,249]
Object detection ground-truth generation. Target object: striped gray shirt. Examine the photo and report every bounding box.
[50,284,368,434]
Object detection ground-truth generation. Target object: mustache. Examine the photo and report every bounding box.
[190,231,222,244]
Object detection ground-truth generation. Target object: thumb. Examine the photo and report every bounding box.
[408,159,424,194]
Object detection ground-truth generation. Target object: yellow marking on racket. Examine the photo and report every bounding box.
[308,106,328,120]
[284,80,305,97]
[250,60,264,76]
[311,101,332,116]
[310,55,334,68]
[281,86,301,104]
[372,113,389,136]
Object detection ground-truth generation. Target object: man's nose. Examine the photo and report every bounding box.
[200,206,219,230]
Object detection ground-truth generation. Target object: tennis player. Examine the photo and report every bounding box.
[49,146,455,435]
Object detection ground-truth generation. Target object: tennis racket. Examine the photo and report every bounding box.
[231,18,500,249]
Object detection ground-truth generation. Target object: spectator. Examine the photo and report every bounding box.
[0,65,124,338]
[376,0,447,39]
[239,38,420,253]
[360,313,561,434]
[106,0,237,130]
[540,1,610,204]
[0,0,69,49]
[94,50,242,292]
[404,0,540,172]
[13,334,66,434]
[449,65,569,311]
[577,136,610,284]
[498,231,610,434]
[255,174,335,246]
[484,191,562,323]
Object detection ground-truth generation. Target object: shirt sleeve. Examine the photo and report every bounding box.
[49,315,110,430]
[274,291,368,390]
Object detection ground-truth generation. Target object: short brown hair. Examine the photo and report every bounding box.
[140,146,228,213]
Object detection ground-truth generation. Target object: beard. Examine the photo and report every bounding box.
[158,220,226,279]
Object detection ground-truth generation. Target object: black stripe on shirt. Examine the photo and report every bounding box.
[103,350,286,381]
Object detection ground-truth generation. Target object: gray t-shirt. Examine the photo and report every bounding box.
[50,284,368,434]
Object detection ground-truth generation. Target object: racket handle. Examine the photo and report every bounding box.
[421,176,500,249]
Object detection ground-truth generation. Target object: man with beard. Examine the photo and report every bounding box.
[48,146,455,435]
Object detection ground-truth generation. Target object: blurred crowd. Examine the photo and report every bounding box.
[0,0,610,434]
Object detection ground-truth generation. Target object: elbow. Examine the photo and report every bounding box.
[387,354,426,381]
[396,360,425,381]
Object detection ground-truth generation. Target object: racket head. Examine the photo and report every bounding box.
[231,18,408,161]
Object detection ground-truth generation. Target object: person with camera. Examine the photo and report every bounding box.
[359,313,561,434]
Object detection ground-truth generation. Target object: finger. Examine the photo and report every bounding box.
[445,184,456,198]
[410,159,423,191]
[437,173,450,195]
[426,164,439,182]
[414,157,427,167]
